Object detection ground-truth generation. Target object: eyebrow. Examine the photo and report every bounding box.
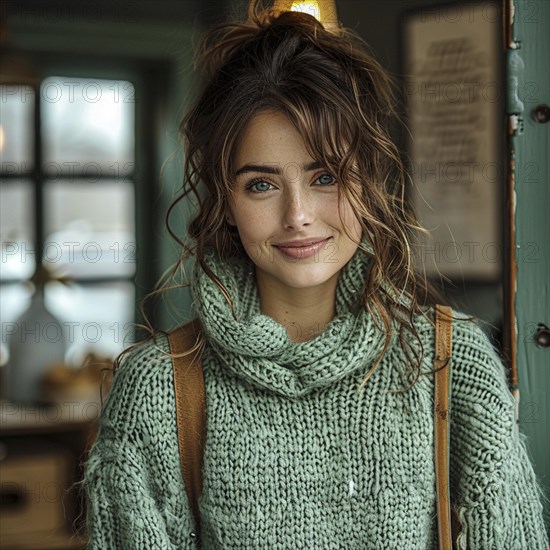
[234,160,323,177]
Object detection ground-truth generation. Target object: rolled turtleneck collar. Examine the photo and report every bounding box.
[190,242,390,398]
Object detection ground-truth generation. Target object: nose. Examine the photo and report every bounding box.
[282,186,316,231]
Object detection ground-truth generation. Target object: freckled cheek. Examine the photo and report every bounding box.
[234,206,276,246]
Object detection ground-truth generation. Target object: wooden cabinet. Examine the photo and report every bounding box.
[0,400,98,550]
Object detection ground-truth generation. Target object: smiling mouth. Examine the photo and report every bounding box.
[274,237,332,260]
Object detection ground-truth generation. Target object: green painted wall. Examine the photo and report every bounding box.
[510,0,550,530]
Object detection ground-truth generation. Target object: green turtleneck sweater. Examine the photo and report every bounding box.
[83,246,549,549]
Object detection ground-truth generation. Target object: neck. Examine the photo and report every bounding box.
[255,267,338,343]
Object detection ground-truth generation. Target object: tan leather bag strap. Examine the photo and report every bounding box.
[167,318,205,543]
[434,304,454,550]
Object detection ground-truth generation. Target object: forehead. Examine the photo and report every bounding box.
[234,110,313,166]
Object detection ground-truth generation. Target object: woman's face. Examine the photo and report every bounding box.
[227,109,363,291]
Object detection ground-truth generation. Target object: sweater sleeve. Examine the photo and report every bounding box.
[450,318,550,550]
[82,337,197,550]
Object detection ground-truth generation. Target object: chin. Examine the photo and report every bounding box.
[270,264,338,290]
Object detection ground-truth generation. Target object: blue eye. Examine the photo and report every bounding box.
[245,178,273,193]
[317,173,336,186]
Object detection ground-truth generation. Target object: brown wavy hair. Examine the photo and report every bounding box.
[109,0,477,399]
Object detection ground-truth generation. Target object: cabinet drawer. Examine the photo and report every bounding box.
[0,450,70,537]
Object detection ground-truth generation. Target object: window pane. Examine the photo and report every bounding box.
[44,281,135,365]
[43,180,135,278]
[0,181,35,280]
[0,85,35,170]
[41,77,135,176]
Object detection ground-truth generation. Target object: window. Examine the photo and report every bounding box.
[1,76,137,368]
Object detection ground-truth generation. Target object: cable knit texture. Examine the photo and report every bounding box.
[83,245,549,549]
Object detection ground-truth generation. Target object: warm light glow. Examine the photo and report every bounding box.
[271,0,339,30]
[0,124,4,152]
[289,2,321,21]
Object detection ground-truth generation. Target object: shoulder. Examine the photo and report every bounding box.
[113,331,173,393]
[99,331,174,431]
[412,306,514,418]
[450,313,516,431]
[411,305,504,368]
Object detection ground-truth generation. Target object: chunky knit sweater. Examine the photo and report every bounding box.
[83,245,549,549]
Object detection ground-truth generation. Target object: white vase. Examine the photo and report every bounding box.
[4,288,66,404]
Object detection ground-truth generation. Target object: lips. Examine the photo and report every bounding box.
[274,237,332,260]
[275,238,328,247]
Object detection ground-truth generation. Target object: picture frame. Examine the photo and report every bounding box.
[401,0,505,282]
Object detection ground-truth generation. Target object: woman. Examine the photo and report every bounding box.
[83,3,549,549]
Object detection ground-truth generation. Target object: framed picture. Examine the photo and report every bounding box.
[402,0,504,281]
